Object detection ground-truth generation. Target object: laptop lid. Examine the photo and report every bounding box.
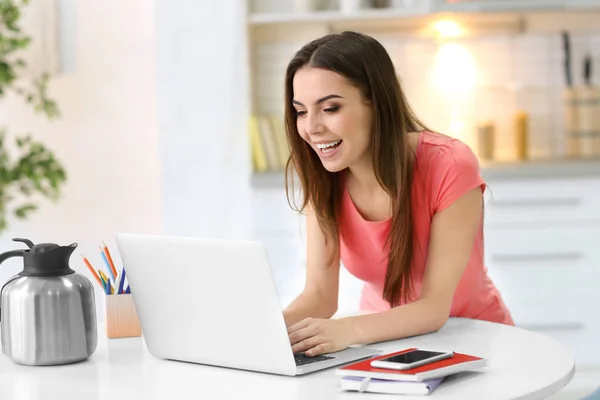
[115,233,298,376]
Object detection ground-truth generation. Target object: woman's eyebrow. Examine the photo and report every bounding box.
[293,94,343,106]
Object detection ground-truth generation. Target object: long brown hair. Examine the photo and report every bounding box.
[283,31,431,307]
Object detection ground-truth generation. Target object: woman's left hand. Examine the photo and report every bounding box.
[288,317,357,357]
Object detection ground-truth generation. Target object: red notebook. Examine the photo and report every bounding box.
[336,348,488,382]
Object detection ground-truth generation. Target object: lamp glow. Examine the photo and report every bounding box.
[432,20,463,38]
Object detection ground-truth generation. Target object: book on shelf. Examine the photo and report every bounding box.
[341,375,445,395]
[336,348,488,383]
[248,114,289,173]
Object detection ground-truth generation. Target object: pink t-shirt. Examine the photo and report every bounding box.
[339,130,514,325]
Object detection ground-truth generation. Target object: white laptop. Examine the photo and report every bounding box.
[115,233,381,376]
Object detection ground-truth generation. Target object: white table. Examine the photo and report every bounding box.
[0,318,575,400]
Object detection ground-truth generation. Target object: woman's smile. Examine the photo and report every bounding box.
[314,139,343,157]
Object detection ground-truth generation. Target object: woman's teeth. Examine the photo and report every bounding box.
[316,140,342,153]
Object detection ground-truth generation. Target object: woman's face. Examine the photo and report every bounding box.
[292,67,373,173]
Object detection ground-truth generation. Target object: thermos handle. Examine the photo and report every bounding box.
[0,250,27,265]
[0,249,28,323]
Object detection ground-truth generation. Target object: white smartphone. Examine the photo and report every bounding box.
[370,349,455,370]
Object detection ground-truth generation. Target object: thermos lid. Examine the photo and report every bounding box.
[0,238,77,277]
[29,243,60,252]
[23,241,77,277]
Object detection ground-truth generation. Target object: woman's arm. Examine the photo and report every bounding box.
[347,186,483,344]
[283,202,341,327]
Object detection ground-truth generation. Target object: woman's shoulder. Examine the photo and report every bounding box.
[414,131,484,212]
[416,130,475,159]
[415,130,480,171]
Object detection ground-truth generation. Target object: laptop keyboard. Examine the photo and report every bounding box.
[294,353,335,366]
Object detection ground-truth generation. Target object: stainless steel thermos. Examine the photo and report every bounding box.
[0,238,97,365]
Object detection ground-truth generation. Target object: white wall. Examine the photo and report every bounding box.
[154,0,254,240]
[0,0,163,320]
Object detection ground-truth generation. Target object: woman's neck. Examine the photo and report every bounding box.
[346,131,421,194]
[346,157,382,194]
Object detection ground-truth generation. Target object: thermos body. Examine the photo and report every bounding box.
[1,274,98,365]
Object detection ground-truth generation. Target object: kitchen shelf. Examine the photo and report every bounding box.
[251,158,600,188]
[248,1,600,27]
[435,0,576,13]
[248,7,430,25]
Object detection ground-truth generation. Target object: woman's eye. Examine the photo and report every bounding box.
[324,106,339,113]
[295,110,307,117]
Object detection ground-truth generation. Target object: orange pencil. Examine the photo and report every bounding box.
[81,254,102,287]
[101,241,118,280]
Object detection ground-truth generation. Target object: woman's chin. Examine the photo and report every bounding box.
[321,160,347,173]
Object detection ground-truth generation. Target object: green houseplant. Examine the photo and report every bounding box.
[0,0,66,232]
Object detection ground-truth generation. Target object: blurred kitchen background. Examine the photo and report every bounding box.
[0,0,599,398]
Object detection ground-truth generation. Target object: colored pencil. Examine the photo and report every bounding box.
[80,254,102,287]
[118,268,127,294]
[99,248,116,282]
[101,241,118,282]
[99,270,110,287]
[99,274,107,292]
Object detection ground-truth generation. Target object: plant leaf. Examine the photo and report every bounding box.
[14,203,36,218]
[0,0,66,234]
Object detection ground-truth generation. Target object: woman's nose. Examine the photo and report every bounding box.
[304,114,324,136]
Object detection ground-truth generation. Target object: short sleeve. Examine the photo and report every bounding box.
[432,140,485,213]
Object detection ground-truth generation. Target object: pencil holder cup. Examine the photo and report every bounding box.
[105,294,142,339]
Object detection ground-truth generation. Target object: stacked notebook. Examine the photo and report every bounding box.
[340,375,446,395]
[336,348,488,395]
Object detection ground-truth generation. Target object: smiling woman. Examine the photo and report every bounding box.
[281,31,515,358]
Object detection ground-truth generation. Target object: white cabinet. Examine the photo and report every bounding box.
[433,0,582,12]
[484,178,600,226]
[482,173,600,367]
[250,186,307,304]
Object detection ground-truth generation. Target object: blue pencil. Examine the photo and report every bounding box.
[118,268,127,294]
[100,250,116,283]
[106,278,112,295]
[124,285,131,294]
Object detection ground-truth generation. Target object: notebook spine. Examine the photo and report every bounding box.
[416,359,488,382]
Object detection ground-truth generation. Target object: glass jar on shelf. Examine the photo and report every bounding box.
[472,83,556,164]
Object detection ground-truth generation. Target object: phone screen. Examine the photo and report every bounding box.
[380,350,446,364]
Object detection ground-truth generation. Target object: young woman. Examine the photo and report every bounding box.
[281,31,514,358]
